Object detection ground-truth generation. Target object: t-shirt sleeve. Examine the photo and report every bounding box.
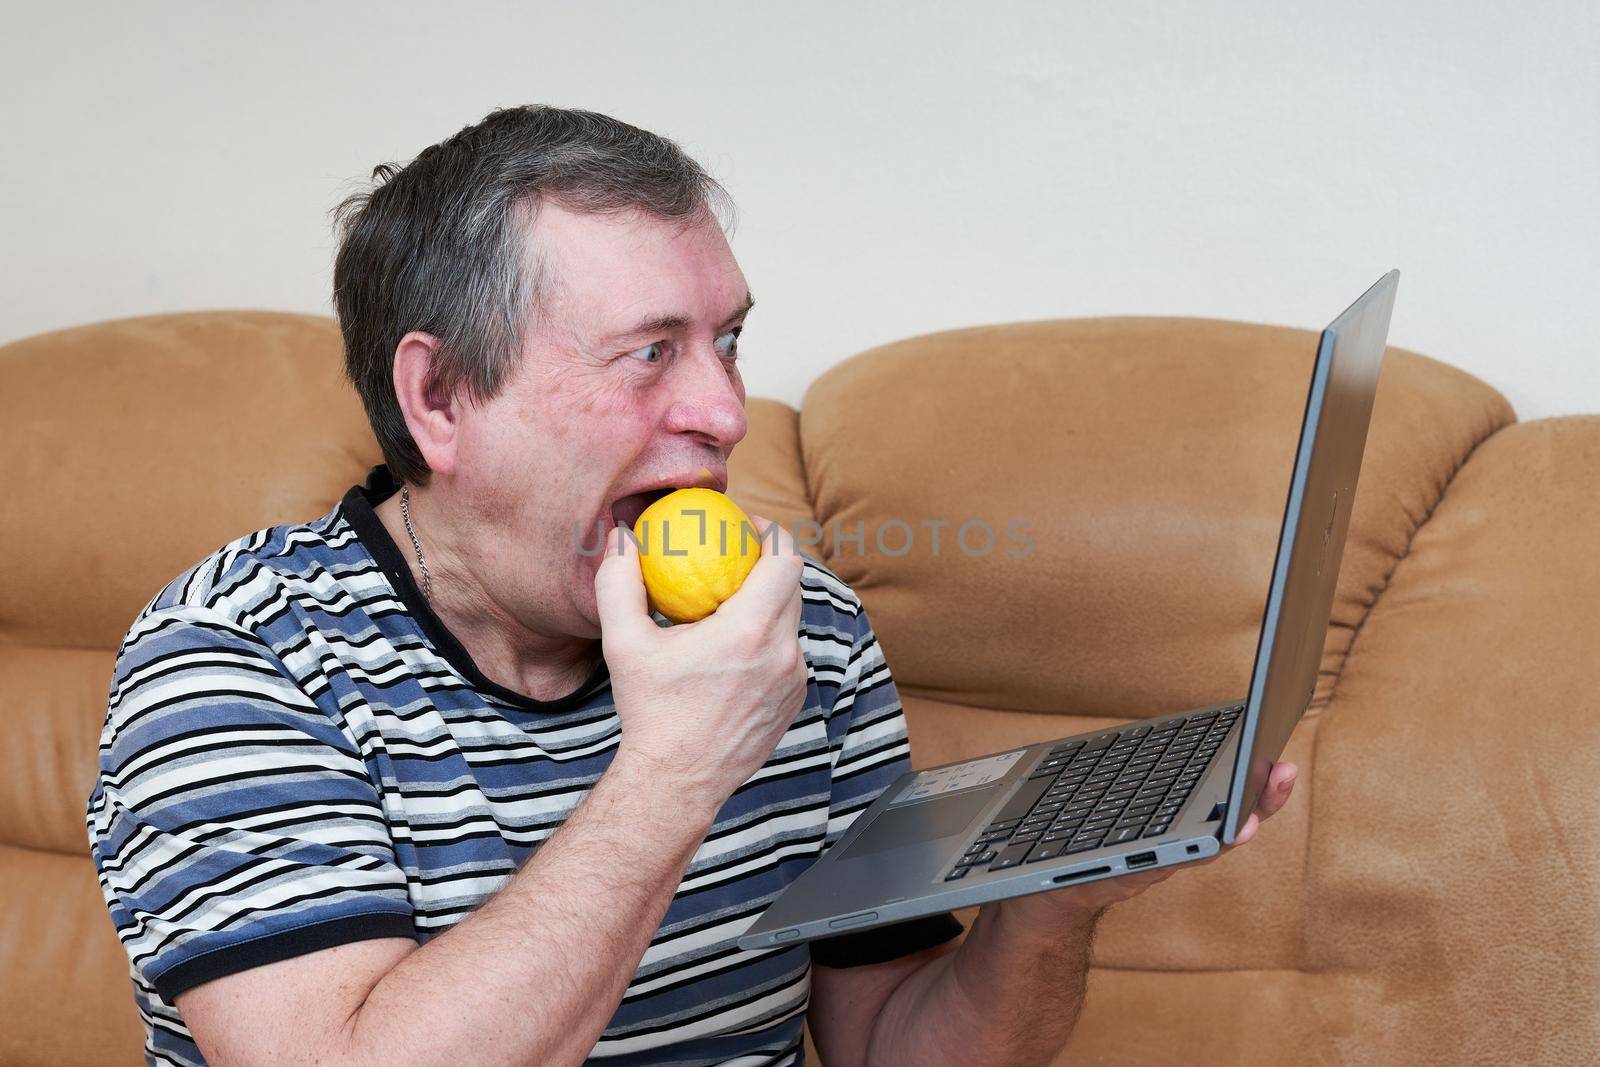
[86,605,415,1002]
[803,563,964,969]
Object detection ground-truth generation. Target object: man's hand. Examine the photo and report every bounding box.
[595,514,809,811]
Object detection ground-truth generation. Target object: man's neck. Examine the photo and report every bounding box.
[373,488,599,703]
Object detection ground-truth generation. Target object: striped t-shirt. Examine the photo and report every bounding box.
[86,465,962,1066]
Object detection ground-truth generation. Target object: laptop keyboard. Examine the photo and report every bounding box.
[945,705,1243,880]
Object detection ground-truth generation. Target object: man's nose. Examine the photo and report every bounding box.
[663,347,747,448]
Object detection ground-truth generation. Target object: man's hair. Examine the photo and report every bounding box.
[332,105,734,485]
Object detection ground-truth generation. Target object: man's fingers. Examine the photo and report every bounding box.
[722,515,804,623]
[593,525,653,640]
[750,515,803,566]
[1254,762,1298,822]
[756,516,806,635]
[1216,762,1298,854]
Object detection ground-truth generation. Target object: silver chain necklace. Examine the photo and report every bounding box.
[399,485,432,602]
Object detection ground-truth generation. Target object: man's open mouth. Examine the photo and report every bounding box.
[608,488,675,530]
[603,468,728,532]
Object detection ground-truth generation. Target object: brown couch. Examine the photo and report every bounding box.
[4,311,1595,1065]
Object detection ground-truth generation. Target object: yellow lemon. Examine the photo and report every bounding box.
[633,488,761,623]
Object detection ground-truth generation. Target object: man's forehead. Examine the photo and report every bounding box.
[527,204,748,337]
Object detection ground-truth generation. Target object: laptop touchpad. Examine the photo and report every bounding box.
[835,787,998,861]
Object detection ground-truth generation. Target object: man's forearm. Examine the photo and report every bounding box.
[339,749,720,1066]
[868,897,1102,1067]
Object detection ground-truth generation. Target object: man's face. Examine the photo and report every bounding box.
[445,202,751,640]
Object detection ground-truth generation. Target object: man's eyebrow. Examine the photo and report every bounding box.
[721,292,756,328]
[603,292,755,343]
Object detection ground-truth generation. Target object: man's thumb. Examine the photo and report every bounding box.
[593,524,651,638]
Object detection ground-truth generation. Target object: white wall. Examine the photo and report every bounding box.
[5,1,1597,418]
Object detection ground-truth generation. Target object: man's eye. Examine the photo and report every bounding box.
[714,328,741,359]
[627,342,664,364]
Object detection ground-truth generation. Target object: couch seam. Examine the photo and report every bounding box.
[0,639,119,653]
[0,837,86,859]
[794,404,819,530]
[1321,415,1511,708]
[1089,963,1322,974]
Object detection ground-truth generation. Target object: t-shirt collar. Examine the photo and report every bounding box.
[338,464,610,714]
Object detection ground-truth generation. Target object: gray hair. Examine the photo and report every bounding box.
[331,105,736,485]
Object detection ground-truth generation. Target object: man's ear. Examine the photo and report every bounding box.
[392,331,461,476]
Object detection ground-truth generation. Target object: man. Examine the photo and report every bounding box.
[88,106,1297,1066]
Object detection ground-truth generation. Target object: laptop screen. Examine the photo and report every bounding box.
[1225,271,1399,844]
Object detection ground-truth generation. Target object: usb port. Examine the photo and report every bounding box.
[1126,851,1158,869]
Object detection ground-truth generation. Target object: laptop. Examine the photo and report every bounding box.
[738,271,1400,951]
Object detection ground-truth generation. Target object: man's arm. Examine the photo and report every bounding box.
[807,903,1095,1067]
[178,747,721,1066]
[809,761,1300,1066]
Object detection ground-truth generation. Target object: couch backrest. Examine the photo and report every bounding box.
[771,316,1514,721]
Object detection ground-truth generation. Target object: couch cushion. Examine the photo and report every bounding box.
[1300,414,1600,1063]
[0,647,117,854]
[727,397,815,535]
[0,845,145,1066]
